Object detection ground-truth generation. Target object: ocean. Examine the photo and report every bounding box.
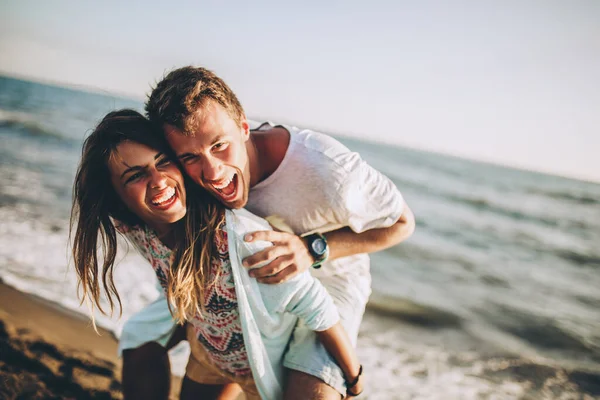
[1,75,599,399]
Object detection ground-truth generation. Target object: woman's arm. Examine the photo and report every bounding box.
[316,323,363,397]
[258,267,363,396]
[233,209,364,395]
[264,273,363,397]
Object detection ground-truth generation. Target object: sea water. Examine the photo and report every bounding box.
[1,76,599,399]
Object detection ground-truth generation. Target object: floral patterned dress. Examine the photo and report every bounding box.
[115,221,251,377]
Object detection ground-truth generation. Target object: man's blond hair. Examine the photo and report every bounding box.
[146,66,245,134]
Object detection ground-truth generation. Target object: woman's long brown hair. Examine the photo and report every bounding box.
[71,108,227,328]
[70,109,178,324]
[169,183,225,323]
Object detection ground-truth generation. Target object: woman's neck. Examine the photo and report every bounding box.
[149,222,178,249]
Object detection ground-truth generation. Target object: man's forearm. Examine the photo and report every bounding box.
[244,203,415,283]
[325,202,415,261]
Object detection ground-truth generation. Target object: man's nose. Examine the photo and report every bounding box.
[201,156,223,181]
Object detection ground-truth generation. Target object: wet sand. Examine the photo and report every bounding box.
[0,282,182,399]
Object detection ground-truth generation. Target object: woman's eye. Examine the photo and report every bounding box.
[157,157,172,167]
[125,171,144,184]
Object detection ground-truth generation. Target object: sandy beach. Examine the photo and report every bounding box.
[0,282,182,399]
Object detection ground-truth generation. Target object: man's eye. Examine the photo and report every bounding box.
[125,171,144,183]
[213,142,227,151]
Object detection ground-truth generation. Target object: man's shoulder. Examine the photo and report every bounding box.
[290,127,350,155]
[287,127,359,173]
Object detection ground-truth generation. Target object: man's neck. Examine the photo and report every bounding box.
[247,127,290,188]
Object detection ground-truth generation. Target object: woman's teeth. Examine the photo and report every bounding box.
[151,187,176,205]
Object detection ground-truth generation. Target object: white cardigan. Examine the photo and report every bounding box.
[225,209,340,399]
[118,209,340,400]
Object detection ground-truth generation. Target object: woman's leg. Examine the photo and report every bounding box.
[284,370,341,400]
[180,378,243,400]
[122,342,171,400]
[122,323,187,400]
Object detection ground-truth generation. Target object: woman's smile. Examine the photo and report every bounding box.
[150,186,178,208]
[108,140,187,233]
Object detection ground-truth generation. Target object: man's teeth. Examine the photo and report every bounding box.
[152,187,175,205]
[212,175,235,190]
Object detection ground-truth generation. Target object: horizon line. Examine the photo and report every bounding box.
[2,71,598,186]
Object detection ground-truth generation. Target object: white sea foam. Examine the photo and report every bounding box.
[355,313,590,399]
[0,206,190,375]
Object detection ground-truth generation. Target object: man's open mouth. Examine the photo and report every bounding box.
[210,173,238,201]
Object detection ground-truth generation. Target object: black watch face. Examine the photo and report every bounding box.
[312,238,327,256]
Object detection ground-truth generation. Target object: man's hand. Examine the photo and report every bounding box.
[242,230,314,284]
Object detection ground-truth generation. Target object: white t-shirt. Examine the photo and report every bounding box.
[247,125,404,278]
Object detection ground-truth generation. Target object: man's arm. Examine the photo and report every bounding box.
[325,202,415,261]
[243,201,415,283]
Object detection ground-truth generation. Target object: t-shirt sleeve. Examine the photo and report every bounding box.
[250,264,340,331]
[334,151,404,233]
[276,272,340,332]
[251,267,340,331]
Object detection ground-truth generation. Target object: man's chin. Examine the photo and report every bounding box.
[228,200,246,210]
[223,194,247,209]
[211,191,246,209]
[224,197,247,210]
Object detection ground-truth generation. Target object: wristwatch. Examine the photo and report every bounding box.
[305,233,329,269]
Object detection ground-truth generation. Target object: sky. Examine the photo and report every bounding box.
[1,0,599,182]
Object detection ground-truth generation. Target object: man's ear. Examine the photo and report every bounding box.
[240,115,250,141]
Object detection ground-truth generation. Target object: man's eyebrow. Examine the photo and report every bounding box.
[211,135,226,145]
[177,152,197,159]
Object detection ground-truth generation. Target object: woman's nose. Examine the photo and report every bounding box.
[149,169,167,189]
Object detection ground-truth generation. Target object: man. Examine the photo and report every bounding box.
[122,66,415,399]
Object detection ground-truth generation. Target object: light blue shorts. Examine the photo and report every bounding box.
[282,272,371,396]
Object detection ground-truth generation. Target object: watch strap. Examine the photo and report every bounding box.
[306,232,329,269]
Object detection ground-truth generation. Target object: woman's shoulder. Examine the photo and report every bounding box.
[111,217,132,234]
[110,217,158,254]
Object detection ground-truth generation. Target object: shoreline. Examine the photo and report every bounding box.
[0,282,182,399]
[2,280,599,398]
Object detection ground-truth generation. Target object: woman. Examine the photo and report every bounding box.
[70,109,363,399]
